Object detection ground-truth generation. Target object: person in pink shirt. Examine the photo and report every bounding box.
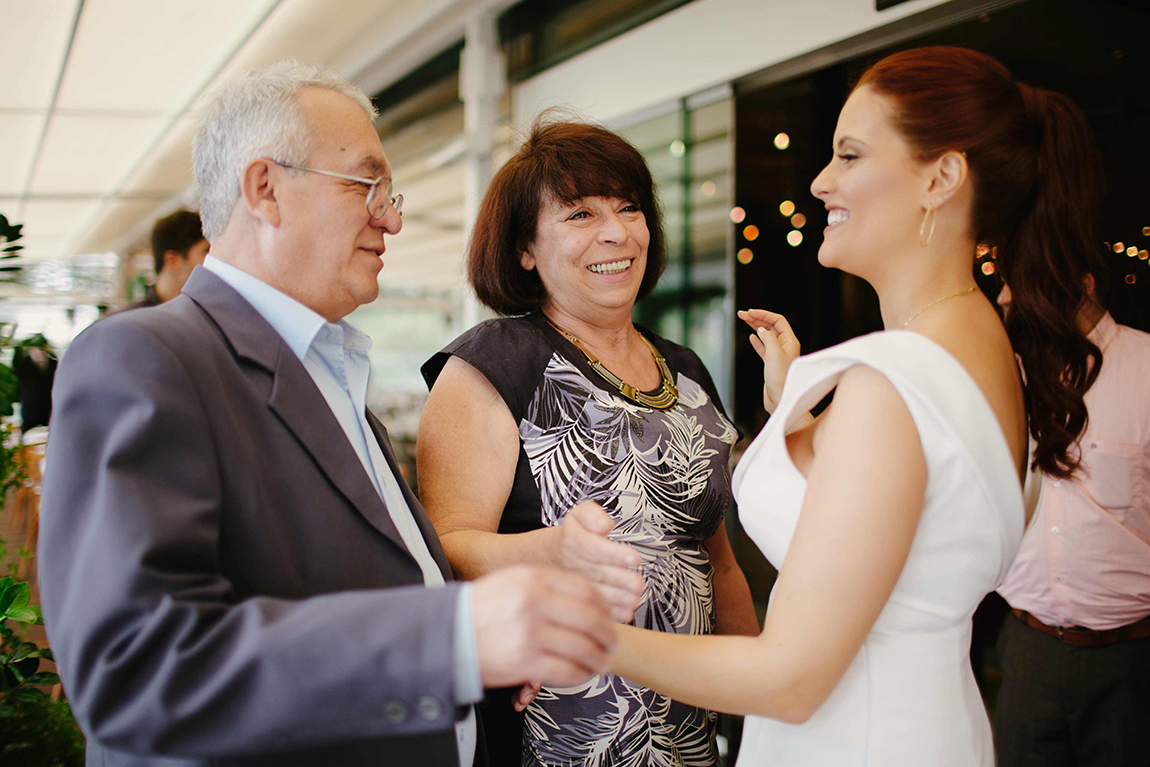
[995,276,1150,766]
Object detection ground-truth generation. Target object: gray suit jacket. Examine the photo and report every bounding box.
[39,268,470,766]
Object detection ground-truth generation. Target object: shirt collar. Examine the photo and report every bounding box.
[203,256,327,362]
[1087,312,1118,353]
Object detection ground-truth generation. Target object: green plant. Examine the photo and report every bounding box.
[0,211,84,763]
[0,214,25,285]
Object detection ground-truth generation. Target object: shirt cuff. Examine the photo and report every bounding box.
[453,583,484,705]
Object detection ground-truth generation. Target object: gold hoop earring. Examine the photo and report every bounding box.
[919,205,936,247]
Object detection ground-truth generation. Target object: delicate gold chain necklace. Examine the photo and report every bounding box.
[902,286,978,328]
[549,321,678,410]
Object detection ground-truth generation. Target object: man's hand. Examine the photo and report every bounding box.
[553,501,644,623]
[472,565,617,689]
[738,308,801,415]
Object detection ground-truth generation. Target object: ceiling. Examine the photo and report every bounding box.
[0,0,499,291]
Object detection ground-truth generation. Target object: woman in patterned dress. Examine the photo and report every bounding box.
[418,120,759,767]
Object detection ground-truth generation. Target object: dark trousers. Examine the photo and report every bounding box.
[994,612,1150,767]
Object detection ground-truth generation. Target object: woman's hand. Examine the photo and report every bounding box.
[554,501,645,623]
[738,309,801,415]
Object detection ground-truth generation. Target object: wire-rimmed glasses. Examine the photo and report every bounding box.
[272,160,403,218]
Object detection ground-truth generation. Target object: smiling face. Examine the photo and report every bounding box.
[520,194,650,323]
[810,85,931,280]
[272,87,401,321]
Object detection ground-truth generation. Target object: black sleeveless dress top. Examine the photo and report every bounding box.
[423,312,736,767]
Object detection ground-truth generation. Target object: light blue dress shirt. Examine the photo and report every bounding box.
[203,257,480,765]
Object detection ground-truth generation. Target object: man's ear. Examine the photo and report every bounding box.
[519,247,536,271]
[161,249,185,274]
[240,158,281,226]
[923,150,968,209]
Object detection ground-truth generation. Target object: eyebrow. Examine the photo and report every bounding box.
[358,156,389,179]
[835,136,866,150]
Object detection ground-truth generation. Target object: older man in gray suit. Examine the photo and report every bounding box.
[37,61,617,767]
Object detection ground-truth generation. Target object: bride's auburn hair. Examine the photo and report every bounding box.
[857,46,1106,478]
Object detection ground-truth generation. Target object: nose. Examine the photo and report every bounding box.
[373,202,402,235]
[810,160,834,200]
[596,209,627,244]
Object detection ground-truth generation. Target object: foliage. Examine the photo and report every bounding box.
[0,214,25,285]
[0,697,84,766]
[0,211,84,761]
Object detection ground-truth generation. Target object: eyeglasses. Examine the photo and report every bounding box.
[272,160,403,218]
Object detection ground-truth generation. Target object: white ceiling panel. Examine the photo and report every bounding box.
[120,116,199,194]
[0,2,79,109]
[56,0,280,112]
[73,199,165,255]
[191,0,408,114]
[17,200,104,261]
[31,115,168,194]
[0,114,45,195]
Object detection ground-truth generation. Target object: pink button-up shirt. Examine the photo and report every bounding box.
[998,313,1150,630]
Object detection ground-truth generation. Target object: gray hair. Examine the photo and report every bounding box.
[192,59,378,239]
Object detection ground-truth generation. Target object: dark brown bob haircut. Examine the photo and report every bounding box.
[468,119,666,316]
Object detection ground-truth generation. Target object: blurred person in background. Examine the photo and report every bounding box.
[995,274,1150,767]
[38,61,616,767]
[607,47,1105,766]
[418,119,758,767]
[127,208,209,308]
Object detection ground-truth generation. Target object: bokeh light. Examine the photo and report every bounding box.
[1114,242,1125,253]
[670,140,685,157]
[779,200,795,217]
[730,207,746,223]
[786,230,803,247]
[1127,274,1137,284]
[791,213,807,229]
[737,248,754,264]
[774,133,790,150]
[1128,246,1139,257]
[982,262,996,275]
[976,243,990,256]
[701,181,716,196]
[743,225,760,241]
[1141,250,1149,260]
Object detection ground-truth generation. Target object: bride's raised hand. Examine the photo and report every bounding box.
[738,309,800,415]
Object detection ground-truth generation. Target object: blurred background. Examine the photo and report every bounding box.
[0,0,1147,756]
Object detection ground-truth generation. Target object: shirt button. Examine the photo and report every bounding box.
[418,696,442,721]
[384,700,408,724]
[1051,526,1060,534]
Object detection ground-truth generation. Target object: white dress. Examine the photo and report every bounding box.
[733,331,1025,766]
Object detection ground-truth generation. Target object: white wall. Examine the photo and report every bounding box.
[512,0,951,128]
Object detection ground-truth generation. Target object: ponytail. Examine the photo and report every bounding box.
[998,87,1106,477]
[858,47,1106,478]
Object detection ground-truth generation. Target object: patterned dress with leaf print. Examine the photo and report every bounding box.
[423,312,738,767]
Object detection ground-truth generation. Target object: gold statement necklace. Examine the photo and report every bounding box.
[550,322,678,410]
[902,286,978,328]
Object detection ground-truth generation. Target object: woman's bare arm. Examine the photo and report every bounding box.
[610,365,927,722]
[417,355,643,620]
[705,523,760,637]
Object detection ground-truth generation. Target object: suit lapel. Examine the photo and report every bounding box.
[182,268,417,565]
[365,411,454,582]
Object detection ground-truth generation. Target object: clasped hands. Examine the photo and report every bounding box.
[472,501,644,711]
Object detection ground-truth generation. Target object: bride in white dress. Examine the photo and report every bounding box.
[609,47,1107,765]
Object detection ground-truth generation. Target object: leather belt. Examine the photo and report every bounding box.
[1011,608,1150,647]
